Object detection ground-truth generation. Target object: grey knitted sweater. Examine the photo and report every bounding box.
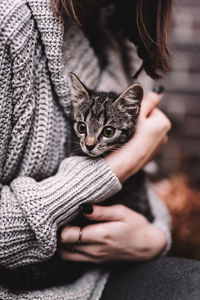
[0,0,171,299]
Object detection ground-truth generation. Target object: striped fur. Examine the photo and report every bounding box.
[69,73,143,157]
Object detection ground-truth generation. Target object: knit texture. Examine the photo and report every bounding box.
[0,0,171,299]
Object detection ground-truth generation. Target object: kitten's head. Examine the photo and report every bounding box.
[69,73,143,157]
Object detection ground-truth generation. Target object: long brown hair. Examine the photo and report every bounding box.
[51,0,173,80]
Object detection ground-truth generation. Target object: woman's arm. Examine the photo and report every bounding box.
[105,91,171,183]
[0,157,121,269]
[0,5,122,269]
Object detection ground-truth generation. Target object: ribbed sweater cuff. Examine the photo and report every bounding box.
[153,221,172,257]
[147,183,172,256]
[11,156,121,260]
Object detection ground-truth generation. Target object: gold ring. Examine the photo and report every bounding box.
[78,227,83,243]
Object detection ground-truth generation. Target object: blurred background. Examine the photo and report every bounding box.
[157,0,200,186]
[152,0,200,259]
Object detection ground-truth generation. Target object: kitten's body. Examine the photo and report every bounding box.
[70,74,154,225]
[1,74,154,291]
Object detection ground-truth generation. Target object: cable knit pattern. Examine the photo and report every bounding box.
[0,0,121,298]
[0,0,171,299]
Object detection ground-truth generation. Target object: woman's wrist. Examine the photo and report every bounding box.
[104,151,140,183]
[104,136,148,183]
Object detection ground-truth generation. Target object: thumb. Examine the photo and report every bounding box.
[82,204,126,222]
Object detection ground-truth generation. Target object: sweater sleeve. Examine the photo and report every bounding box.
[0,157,121,269]
[146,183,172,256]
[0,1,122,269]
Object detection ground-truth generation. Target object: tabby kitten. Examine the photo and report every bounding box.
[69,73,154,225]
[1,74,154,292]
[70,73,142,158]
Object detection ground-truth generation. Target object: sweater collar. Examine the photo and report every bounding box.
[27,0,71,115]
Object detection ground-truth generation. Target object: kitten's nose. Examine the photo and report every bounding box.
[85,144,95,151]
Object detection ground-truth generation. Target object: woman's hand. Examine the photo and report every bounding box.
[59,205,166,263]
[105,90,171,182]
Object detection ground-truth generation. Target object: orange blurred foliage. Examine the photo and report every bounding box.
[155,175,200,260]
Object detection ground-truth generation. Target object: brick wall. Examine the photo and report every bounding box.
[155,0,200,185]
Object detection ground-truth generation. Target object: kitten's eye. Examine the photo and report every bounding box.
[102,126,115,138]
[77,122,86,134]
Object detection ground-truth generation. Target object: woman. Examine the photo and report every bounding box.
[0,0,188,299]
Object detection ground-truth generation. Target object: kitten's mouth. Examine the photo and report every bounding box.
[84,150,101,157]
[87,152,99,157]
[81,146,103,157]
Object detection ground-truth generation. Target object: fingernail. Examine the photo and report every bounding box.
[152,85,165,94]
[80,203,93,214]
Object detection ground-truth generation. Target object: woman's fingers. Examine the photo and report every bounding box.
[59,249,99,262]
[60,223,105,244]
[60,221,115,245]
[150,108,172,132]
[83,204,126,222]
[59,206,124,244]
[141,91,163,118]
[60,225,81,244]
[60,243,108,260]
[60,205,126,241]
[60,205,142,246]
[60,205,125,245]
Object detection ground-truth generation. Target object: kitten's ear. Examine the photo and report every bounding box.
[115,83,143,115]
[68,73,89,105]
